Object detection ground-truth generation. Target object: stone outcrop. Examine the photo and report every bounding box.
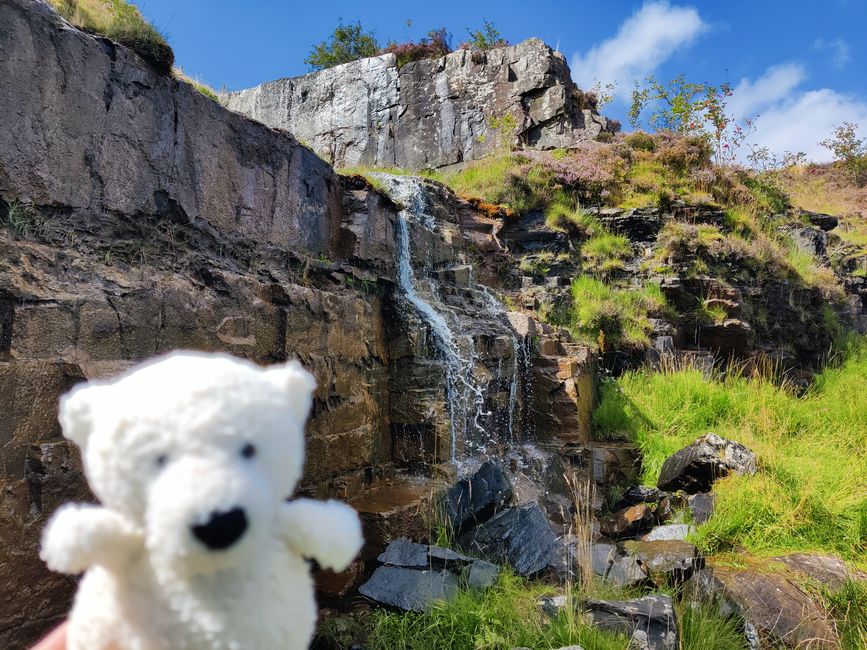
[657,433,757,493]
[224,39,612,169]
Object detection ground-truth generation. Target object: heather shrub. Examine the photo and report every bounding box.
[382,28,452,67]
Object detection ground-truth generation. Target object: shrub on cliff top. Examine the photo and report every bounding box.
[305,21,380,71]
[381,28,452,68]
[460,20,509,51]
[49,0,173,72]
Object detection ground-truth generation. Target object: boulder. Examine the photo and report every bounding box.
[641,524,694,542]
[600,504,656,539]
[687,492,714,524]
[606,555,647,588]
[457,504,562,577]
[584,595,678,650]
[359,566,460,612]
[466,560,501,590]
[444,459,514,535]
[657,433,757,493]
[771,553,860,590]
[618,485,666,507]
[800,209,839,232]
[591,543,618,576]
[688,566,839,648]
[621,540,702,585]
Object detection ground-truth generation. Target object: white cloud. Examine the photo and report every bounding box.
[813,38,851,70]
[571,1,707,99]
[727,63,807,120]
[746,88,867,162]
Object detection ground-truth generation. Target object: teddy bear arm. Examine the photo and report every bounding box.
[278,499,363,571]
[41,503,143,574]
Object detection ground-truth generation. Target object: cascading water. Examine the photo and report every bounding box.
[374,173,522,464]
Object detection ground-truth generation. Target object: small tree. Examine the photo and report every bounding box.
[463,20,508,51]
[305,21,380,71]
[820,122,867,186]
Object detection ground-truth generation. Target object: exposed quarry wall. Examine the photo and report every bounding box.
[224,39,612,169]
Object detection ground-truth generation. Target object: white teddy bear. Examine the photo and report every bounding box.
[40,351,364,650]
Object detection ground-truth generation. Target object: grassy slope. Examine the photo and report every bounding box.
[594,336,867,564]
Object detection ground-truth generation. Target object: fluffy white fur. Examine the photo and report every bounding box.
[40,351,363,650]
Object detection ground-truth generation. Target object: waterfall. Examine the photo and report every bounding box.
[374,173,527,465]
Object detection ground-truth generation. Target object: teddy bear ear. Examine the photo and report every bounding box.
[58,382,105,448]
[264,360,317,421]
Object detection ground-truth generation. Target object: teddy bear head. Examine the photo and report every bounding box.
[59,351,316,575]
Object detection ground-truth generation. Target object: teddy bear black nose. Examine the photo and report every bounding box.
[191,507,248,550]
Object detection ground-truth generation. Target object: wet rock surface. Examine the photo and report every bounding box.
[584,595,679,650]
[443,459,514,535]
[657,433,757,493]
[458,504,563,577]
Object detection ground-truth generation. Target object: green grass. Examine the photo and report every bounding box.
[679,604,749,650]
[48,0,174,72]
[582,232,632,275]
[566,276,667,350]
[366,571,630,650]
[823,580,867,650]
[430,154,556,214]
[593,336,867,563]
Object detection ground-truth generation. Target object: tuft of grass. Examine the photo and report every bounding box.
[593,336,867,563]
[567,276,666,350]
[366,570,630,650]
[822,580,867,650]
[678,604,749,650]
[581,231,632,276]
[544,201,598,236]
[48,0,174,72]
[1,200,47,238]
[173,67,220,102]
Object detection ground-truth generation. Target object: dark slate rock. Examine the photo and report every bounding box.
[585,595,678,650]
[657,433,757,493]
[619,485,666,507]
[641,524,694,542]
[688,492,714,524]
[606,555,647,588]
[465,560,501,590]
[801,209,839,232]
[699,318,754,358]
[444,459,514,535]
[600,503,656,539]
[359,566,460,612]
[377,538,471,569]
[457,504,561,577]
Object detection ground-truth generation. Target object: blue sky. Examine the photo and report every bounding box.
[137,0,867,161]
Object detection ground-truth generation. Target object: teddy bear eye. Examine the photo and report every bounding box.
[155,454,168,469]
[240,443,256,459]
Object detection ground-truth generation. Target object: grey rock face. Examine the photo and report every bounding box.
[657,433,757,493]
[359,566,460,612]
[444,459,514,535]
[458,504,561,577]
[585,595,679,650]
[377,538,471,568]
[622,540,702,585]
[0,0,339,256]
[224,39,611,169]
[688,493,715,524]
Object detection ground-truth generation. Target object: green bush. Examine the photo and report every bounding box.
[305,21,379,71]
[582,232,631,275]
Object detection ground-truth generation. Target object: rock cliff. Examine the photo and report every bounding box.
[224,39,612,169]
[0,2,601,646]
